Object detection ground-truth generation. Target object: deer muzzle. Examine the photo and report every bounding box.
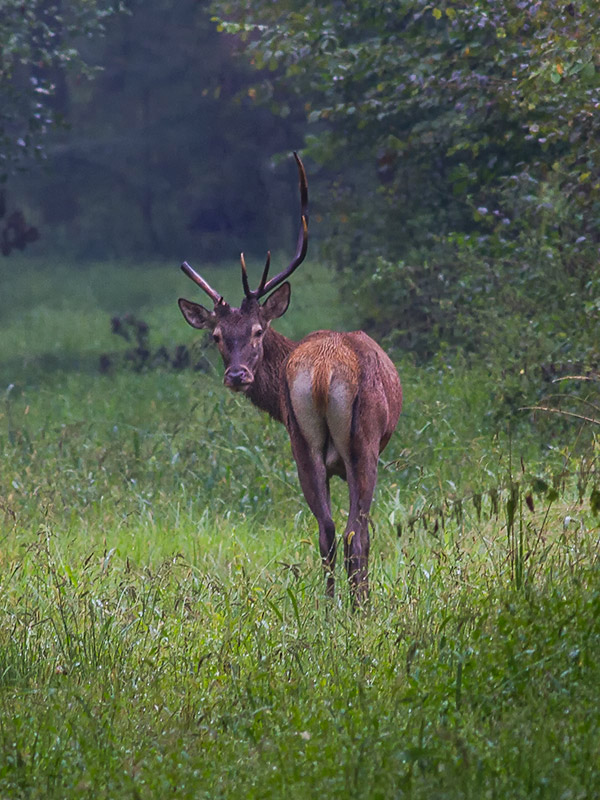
[224,365,253,391]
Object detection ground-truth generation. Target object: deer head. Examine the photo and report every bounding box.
[178,153,308,393]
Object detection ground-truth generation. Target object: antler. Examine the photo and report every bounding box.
[182,152,308,306]
[242,152,308,300]
[181,260,224,306]
[257,251,271,295]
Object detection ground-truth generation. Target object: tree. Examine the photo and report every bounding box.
[212,0,600,360]
[0,0,126,176]
[0,0,128,256]
[9,0,305,259]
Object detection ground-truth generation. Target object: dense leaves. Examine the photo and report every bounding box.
[0,0,126,177]
[5,0,305,259]
[3,1,600,363]
[212,0,600,361]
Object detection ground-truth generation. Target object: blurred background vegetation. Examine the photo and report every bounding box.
[2,0,304,262]
[2,0,599,382]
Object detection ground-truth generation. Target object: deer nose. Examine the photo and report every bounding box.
[224,365,253,389]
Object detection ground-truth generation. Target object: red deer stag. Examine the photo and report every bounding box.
[178,153,402,603]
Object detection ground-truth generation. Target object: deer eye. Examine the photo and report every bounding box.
[253,327,263,339]
[212,332,221,344]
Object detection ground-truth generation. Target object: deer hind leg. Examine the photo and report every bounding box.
[292,438,337,597]
[324,379,376,605]
[343,448,379,606]
[285,388,337,597]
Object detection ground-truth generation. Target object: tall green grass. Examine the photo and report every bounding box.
[0,257,598,798]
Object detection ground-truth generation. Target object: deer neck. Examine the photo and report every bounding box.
[247,327,296,422]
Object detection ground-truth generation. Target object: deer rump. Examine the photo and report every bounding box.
[283,330,400,481]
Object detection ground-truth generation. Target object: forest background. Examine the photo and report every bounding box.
[3,0,598,368]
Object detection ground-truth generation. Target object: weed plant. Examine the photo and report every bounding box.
[0,258,598,798]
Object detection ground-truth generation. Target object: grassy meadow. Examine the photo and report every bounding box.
[0,257,599,798]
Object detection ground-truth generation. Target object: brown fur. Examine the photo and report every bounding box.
[285,332,361,417]
[247,327,295,422]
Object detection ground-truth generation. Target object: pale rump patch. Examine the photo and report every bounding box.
[286,334,360,467]
[288,366,328,455]
[325,376,355,463]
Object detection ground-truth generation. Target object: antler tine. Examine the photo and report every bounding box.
[256,152,309,298]
[260,216,308,297]
[257,251,271,295]
[181,261,224,306]
[240,252,251,298]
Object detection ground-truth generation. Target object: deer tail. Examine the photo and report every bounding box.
[311,361,332,416]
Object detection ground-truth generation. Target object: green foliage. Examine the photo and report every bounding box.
[212,0,600,364]
[1,259,599,796]
[212,0,600,232]
[8,0,306,260]
[0,0,126,177]
[1,536,600,797]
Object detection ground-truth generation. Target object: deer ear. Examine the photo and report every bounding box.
[261,282,290,322]
[178,298,216,330]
